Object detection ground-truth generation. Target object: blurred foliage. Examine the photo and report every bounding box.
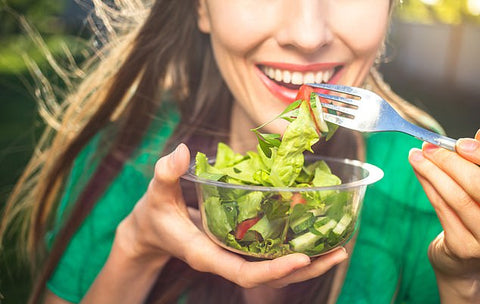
[0,0,88,74]
[0,34,87,73]
[1,0,67,36]
[395,0,480,24]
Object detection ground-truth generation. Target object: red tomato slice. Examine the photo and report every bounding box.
[235,217,261,240]
[295,84,315,102]
[296,85,323,135]
[290,193,306,207]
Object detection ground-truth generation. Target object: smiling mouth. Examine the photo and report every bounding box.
[258,65,342,90]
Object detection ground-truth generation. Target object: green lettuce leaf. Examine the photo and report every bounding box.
[269,100,320,187]
[195,152,224,181]
[237,191,263,223]
[204,197,232,241]
[214,142,245,169]
[248,215,285,240]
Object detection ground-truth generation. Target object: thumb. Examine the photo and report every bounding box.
[154,143,191,184]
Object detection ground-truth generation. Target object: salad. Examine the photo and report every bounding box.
[194,85,355,258]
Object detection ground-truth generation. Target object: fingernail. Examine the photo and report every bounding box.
[289,253,311,266]
[335,247,347,256]
[457,138,479,152]
[422,142,439,154]
[337,247,348,261]
[409,148,424,162]
[170,144,182,161]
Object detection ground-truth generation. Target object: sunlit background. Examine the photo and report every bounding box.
[381,0,480,139]
[1,0,479,302]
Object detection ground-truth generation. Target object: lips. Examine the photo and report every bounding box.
[255,62,343,104]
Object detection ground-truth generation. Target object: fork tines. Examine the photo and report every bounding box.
[307,83,361,118]
[306,83,362,96]
[315,97,357,117]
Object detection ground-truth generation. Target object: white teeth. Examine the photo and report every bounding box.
[283,70,292,83]
[291,72,303,85]
[267,68,275,79]
[323,70,332,82]
[275,69,282,82]
[304,72,315,84]
[262,66,335,85]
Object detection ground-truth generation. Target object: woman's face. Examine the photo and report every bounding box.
[197,0,391,133]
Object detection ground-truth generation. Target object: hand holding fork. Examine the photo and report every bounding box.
[307,83,480,302]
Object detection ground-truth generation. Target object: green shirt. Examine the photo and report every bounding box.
[47,104,442,303]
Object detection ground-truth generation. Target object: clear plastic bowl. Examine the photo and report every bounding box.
[182,155,383,259]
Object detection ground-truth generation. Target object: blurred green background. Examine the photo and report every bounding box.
[1,0,479,303]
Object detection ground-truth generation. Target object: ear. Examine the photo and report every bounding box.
[197,0,211,33]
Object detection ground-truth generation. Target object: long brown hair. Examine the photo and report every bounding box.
[1,0,441,303]
[1,0,230,302]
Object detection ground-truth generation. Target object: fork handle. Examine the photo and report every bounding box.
[402,121,457,151]
[430,135,457,151]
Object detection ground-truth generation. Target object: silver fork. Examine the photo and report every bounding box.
[307,83,457,151]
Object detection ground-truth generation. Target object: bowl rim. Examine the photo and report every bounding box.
[182,155,384,192]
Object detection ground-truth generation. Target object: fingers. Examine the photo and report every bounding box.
[153,143,190,184]
[186,236,308,288]
[134,143,193,250]
[409,146,480,239]
[184,231,347,288]
[148,143,191,206]
[456,137,480,165]
[411,170,462,233]
[235,253,312,288]
[424,141,480,203]
[267,247,348,288]
[411,169,477,258]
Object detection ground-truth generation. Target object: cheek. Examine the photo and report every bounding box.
[331,2,390,56]
[206,2,275,56]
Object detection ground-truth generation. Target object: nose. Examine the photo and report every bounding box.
[275,0,333,54]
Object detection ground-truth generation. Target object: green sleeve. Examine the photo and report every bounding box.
[337,132,442,304]
[46,104,179,303]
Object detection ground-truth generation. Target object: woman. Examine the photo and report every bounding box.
[1,0,479,303]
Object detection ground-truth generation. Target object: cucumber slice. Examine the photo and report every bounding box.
[332,214,352,235]
[310,94,329,133]
[316,219,337,236]
[289,212,315,234]
[289,231,322,252]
